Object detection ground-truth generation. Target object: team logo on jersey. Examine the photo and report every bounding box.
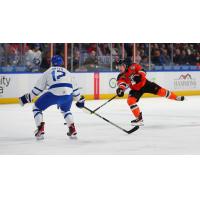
[174,73,197,89]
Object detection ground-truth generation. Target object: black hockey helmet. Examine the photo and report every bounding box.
[117,59,126,66]
[117,57,132,69]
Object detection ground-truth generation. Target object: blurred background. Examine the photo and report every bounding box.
[1,43,200,73]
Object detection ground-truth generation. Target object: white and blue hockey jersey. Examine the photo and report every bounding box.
[30,66,81,100]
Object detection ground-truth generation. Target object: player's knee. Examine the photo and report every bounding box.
[33,103,43,112]
[32,104,41,112]
[127,97,137,106]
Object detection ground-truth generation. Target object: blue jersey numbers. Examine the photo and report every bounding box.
[51,69,66,81]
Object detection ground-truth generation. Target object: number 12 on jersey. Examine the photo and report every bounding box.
[51,70,66,81]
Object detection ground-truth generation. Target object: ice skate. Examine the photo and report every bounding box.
[176,96,185,101]
[131,112,144,126]
[67,123,77,139]
[35,122,45,140]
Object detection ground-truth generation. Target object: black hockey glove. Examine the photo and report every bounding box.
[19,93,32,106]
[76,95,85,108]
[116,88,124,97]
[132,74,142,84]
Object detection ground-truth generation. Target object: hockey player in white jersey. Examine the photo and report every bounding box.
[19,55,85,140]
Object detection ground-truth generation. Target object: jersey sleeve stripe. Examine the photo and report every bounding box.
[34,87,43,92]
[73,93,80,97]
[31,90,38,96]
[118,82,126,87]
[73,88,79,92]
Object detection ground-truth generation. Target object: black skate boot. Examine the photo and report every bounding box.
[67,123,77,139]
[35,122,45,140]
[131,112,144,126]
[176,96,185,101]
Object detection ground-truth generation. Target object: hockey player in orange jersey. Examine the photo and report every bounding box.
[116,59,185,126]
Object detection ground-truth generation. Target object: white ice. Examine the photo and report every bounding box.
[0,96,200,154]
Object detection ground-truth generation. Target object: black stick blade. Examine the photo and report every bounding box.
[125,126,140,134]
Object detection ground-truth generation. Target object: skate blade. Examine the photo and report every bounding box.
[131,122,144,126]
[176,96,186,101]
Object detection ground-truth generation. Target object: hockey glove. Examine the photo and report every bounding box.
[76,95,85,108]
[116,88,124,97]
[132,74,142,84]
[19,93,32,106]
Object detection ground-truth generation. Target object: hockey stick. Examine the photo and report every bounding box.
[91,87,129,114]
[91,95,117,113]
[83,106,139,134]
[63,95,117,125]
[91,86,130,114]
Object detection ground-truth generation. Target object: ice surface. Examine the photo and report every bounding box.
[0,96,200,154]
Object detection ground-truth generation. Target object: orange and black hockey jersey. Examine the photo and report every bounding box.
[117,63,147,91]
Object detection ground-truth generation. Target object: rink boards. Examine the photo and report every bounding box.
[0,71,200,104]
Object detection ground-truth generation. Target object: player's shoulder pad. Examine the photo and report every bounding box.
[128,63,141,71]
[140,68,146,73]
